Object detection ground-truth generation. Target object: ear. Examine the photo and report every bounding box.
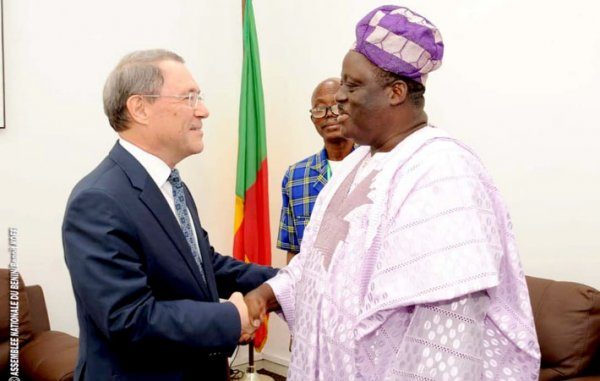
[126,95,150,125]
[388,80,408,106]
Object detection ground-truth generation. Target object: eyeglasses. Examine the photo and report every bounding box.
[310,104,340,119]
[141,91,204,109]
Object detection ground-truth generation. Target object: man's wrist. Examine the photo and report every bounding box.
[256,283,279,312]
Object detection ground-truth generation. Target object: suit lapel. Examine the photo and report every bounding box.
[109,142,211,299]
[184,186,220,301]
[139,187,211,299]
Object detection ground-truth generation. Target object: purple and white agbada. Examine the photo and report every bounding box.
[267,127,541,380]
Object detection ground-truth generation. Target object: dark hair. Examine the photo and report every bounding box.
[373,67,425,107]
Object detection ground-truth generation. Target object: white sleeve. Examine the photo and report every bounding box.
[385,291,490,380]
[264,251,306,330]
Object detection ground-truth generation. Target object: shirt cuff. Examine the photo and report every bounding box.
[265,274,296,330]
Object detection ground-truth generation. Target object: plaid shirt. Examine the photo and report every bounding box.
[277,148,329,254]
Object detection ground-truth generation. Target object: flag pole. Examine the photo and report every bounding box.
[236,0,274,379]
[242,341,275,381]
[241,332,274,380]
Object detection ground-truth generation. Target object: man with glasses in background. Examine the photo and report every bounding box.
[277,78,354,264]
[62,49,277,381]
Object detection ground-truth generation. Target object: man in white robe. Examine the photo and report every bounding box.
[245,5,540,380]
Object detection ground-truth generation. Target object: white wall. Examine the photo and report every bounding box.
[0,0,598,366]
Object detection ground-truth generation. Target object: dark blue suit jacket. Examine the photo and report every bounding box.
[62,142,277,381]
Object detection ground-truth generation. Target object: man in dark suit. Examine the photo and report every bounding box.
[62,49,278,381]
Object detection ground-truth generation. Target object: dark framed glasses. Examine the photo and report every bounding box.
[310,104,340,119]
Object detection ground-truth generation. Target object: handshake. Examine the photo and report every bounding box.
[228,284,277,343]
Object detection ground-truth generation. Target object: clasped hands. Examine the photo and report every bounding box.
[228,286,269,344]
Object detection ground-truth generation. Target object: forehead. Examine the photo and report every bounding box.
[341,50,377,81]
[312,80,340,105]
[158,60,199,92]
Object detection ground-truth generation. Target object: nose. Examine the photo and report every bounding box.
[335,87,347,104]
[195,101,210,118]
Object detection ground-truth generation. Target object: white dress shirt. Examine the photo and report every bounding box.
[119,138,201,251]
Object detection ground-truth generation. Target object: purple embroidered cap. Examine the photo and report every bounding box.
[353,5,444,85]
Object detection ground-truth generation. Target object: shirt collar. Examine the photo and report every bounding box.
[310,148,328,172]
[119,138,172,189]
[313,145,357,170]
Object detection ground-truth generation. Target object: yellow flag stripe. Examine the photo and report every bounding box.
[234,195,244,234]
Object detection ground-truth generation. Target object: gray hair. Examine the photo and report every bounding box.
[103,49,184,132]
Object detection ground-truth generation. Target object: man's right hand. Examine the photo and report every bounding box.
[244,284,279,329]
[228,291,257,343]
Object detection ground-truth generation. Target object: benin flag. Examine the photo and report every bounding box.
[233,0,271,351]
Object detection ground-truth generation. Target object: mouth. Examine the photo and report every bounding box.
[322,123,340,131]
[190,125,203,133]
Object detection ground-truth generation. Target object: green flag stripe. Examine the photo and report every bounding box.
[236,0,267,198]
